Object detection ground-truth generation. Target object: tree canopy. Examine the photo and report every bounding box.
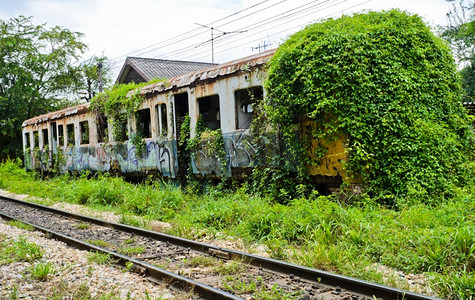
[264,10,473,204]
[442,0,475,101]
[0,16,87,157]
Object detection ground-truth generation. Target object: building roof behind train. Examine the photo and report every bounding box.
[116,57,216,84]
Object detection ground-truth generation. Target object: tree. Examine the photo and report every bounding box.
[443,0,475,101]
[79,55,113,101]
[0,16,87,158]
[264,10,473,204]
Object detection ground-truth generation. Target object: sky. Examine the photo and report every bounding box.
[0,0,454,79]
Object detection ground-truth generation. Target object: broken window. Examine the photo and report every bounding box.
[42,128,48,149]
[33,131,39,148]
[113,113,128,142]
[235,86,263,129]
[66,123,75,146]
[25,132,30,149]
[80,121,89,145]
[97,113,108,143]
[135,108,151,138]
[58,125,64,147]
[155,103,168,137]
[198,94,220,130]
[51,122,57,147]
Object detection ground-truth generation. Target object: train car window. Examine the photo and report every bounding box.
[80,121,89,145]
[25,132,30,149]
[135,108,151,138]
[235,86,263,129]
[33,131,39,148]
[58,125,64,147]
[51,122,57,141]
[198,95,220,130]
[155,104,168,137]
[66,124,75,146]
[42,129,48,149]
[97,113,108,143]
[113,113,127,142]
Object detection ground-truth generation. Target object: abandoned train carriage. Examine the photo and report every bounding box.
[22,50,347,186]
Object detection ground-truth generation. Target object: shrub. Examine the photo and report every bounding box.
[264,10,474,204]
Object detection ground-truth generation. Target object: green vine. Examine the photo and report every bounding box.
[90,78,167,142]
[130,132,147,158]
[262,10,474,205]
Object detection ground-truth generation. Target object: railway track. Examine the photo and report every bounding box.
[0,195,440,300]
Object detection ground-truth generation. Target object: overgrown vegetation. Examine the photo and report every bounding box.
[263,10,474,205]
[90,79,165,144]
[0,159,473,299]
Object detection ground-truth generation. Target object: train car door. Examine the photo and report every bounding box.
[173,92,189,181]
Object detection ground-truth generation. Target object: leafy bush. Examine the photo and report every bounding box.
[264,10,474,204]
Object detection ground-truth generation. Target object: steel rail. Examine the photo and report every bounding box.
[0,209,242,300]
[0,195,441,300]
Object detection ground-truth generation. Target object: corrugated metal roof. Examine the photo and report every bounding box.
[23,49,276,127]
[22,103,90,127]
[137,49,276,96]
[117,57,216,83]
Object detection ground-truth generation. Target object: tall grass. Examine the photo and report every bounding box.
[0,158,473,299]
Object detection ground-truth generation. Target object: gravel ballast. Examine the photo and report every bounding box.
[0,218,175,299]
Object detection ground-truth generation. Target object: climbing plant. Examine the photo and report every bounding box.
[90,79,166,143]
[262,10,474,205]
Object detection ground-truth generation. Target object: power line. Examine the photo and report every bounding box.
[157,0,343,61]
[123,0,288,60]
[154,0,337,61]
[109,0,273,63]
[108,0,371,76]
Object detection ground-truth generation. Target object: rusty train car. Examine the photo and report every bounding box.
[22,50,347,187]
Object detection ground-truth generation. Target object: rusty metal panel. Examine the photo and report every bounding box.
[138,49,275,96]
[22,103,90,127]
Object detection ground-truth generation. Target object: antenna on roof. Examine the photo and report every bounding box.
[252,40,272,53]
[195,23,247,64]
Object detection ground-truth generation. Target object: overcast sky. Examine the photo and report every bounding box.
[0,0,453,77]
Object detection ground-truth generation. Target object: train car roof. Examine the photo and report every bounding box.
[136,49,276,96]
[22,49,276,127]
[22,102,90,128]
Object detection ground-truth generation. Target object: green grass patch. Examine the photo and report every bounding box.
[1,159,474,299]
[88,251,116,265]
[0,236,43,263]
[117,245,145,256]
[8,220,34,231]
[27,262,57,281]
[87,239,112,248]
[74,223,90,230]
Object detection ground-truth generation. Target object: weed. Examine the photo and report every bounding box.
[87,239,112,248]
[88,251,116,265]
[8,285,18,300]
[8,220,35,231]
[185,255,217,267]
[119,214,149,229]
[124,237,135,244]
[1,236,43,263]
[74,222,90,230]
[27,262,56,281]
[214,260,245,275]
[117,245,145,256]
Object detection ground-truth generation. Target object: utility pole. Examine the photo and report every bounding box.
[195,23,246,64]
[97,62,103,93]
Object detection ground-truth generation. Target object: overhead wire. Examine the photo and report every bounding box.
[192,0,372,61]
[152,0,338,61]
[157,0,344,61]
[108,0,371,75]
[109,0,274,62]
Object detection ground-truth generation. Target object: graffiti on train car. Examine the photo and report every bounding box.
[192,130,268,177]
[27,140,178,177]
